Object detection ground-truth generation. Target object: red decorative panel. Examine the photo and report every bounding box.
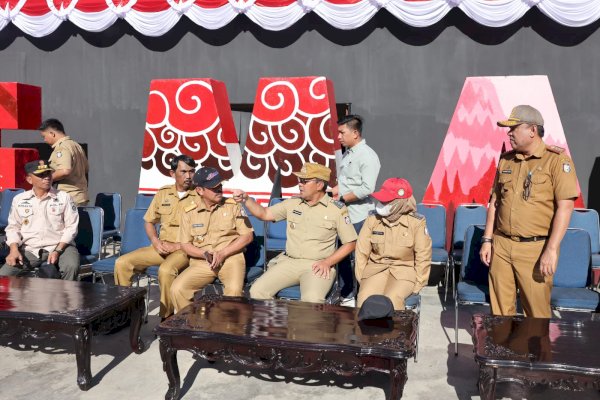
[0,83,42,130]
[0,148,39,190]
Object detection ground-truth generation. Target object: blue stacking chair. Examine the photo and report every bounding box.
[265,198,287,258]
[569,208,600,287]
[91,208,152,283]
[95,192,122,255]
[417,203,451,299]
[454,224,489,355]
[134,193,155,209]
[451,204,487,266]
[75,206,104,281]
[551,228,600,312]
[0,188,25,234]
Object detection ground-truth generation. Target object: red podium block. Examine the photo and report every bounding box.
[0,148,39,190]
[0,82,42,130]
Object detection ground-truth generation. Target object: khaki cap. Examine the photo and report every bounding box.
[497,105,544,127]
[293,162,331,181]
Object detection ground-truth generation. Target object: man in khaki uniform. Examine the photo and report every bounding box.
[40,118,90,206]
[232,162,358,303]
[355,178,432,310]
[480,105,579,318]
[170,167,253,313]
[114,155,197,319]
[0,160,80,280]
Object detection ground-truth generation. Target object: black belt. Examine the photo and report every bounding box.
[497,232,547,242]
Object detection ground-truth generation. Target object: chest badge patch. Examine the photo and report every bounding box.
[563,163,571,173]
[290,222,296,229]
[23,219,29,225]
[56,152,62,158]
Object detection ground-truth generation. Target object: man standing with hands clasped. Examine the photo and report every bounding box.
[480,105,578,318]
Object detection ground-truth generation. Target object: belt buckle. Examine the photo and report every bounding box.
[510,235,521,242]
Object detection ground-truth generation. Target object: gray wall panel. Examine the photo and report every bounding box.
[1,11,599,213]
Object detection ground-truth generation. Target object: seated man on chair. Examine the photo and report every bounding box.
[0,160,80,280]
[114,154,198,320]
[232,162,357,304]
[170,167,254,312]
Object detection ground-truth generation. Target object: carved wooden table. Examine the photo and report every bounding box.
[0,276,147,390]
[155,295,416,400]
[472,313,600,399]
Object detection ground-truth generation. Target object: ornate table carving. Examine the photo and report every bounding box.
[155,295,416,400]
[472,313,600,399]
[0,276,147,390]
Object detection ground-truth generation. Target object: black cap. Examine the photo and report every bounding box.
[24,160,54,175]
[357,295,394,321]
[193,167,224,188]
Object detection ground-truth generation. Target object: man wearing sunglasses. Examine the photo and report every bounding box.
[170,167,254,313]
[1,160,80,280]
[480,105,579,318]
[232,162,357,303]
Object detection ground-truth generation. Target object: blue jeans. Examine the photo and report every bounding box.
[338,220,365,298]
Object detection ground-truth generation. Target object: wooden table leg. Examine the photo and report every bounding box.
[389,359,408,399]
[159,336,180,400]
[74,324,92,390]
[130,296,146,354]
[478,365,497,400]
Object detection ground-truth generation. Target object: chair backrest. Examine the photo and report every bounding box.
[266,198,287,241]
[95,192,122,232]
[453,204,487,250]
[460,224,489,285]
[569,208,600,254]
[134,193,155,209]
[245,234,265,269]
[0,188,25,227]
[121,208,152,255]
[554,228,591,288]
[75,206,104,260]
[417,203,446,249]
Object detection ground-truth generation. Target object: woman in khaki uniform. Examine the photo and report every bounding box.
[355,178,432,310]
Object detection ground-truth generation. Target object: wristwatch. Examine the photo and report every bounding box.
[339,195,345,204]
[480,237,493,244]
[53,248,65,255]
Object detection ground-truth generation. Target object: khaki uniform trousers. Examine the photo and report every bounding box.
[357,268,416,310]
[114,246,189,318]
[489,234,553,318]
[249,254,337,304]
[170,252,246,313]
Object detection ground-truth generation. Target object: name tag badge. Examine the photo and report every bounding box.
[292,210,302,216]
[373,231,384,235]
[501,170,512,174]
[192,223,204,228]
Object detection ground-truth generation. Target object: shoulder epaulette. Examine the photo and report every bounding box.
[546,144,565,154]
[331,199,345,209]
[410,212,425,220]
[157,185,172,191]
[183,202,197,212]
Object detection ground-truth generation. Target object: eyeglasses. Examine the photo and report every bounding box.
[298,178,318,185]
[523,172,532,201]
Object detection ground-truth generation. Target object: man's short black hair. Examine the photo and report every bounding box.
[337,114,363,135]
[38,118,64,133]
[537,125,545,138]
[170,154,197,171]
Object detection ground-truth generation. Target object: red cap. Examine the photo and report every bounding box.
[371,178,413,203]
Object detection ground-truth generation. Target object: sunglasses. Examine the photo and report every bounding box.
[298,178,319,185]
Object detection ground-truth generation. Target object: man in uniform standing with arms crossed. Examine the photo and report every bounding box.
[480,105,579,318]
[40,118,90,206]
[332,115,380,306]
[233,162,358,304]
[170,167,254,313]
[114,155,198,320]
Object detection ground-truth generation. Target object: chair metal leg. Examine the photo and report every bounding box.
[414,302,420,363]
[444,258,451,302]
[454,295,459,356]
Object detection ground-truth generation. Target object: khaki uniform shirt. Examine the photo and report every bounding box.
[49,136,89,205]
[492,142,579,238]
[268,194,358,261]
[144,185,200,243]
[179,198,253,265]
[355,213,432,292]
[5,189,79,255]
